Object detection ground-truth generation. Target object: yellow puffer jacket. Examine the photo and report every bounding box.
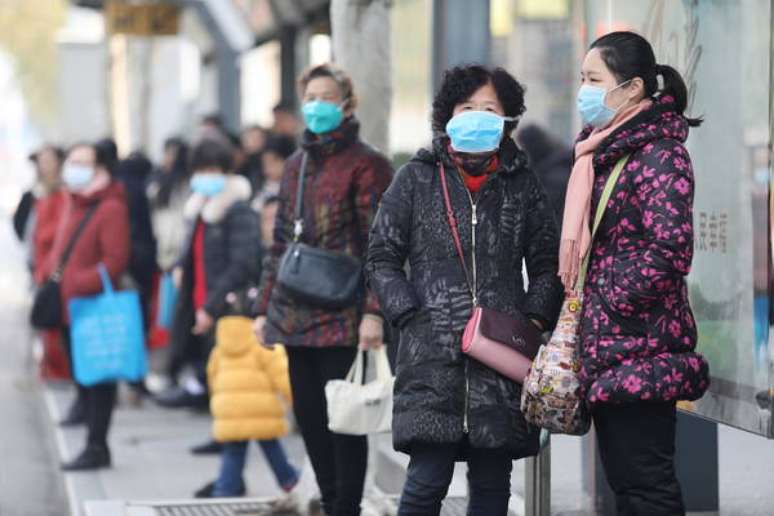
[207,316,292,442]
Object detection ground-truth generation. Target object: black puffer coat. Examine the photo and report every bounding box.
[366,138,563,458]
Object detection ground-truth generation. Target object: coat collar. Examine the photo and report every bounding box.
[184,175,251,224]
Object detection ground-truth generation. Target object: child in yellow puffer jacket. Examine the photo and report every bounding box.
[202,315,299,498]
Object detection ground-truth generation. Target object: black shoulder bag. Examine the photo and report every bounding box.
[31,205,98,329]
[276,152,364,310]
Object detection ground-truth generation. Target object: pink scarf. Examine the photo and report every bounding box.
[558,99,652,292]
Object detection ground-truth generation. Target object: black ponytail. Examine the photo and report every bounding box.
[591,31,703,127]
[656,64,703,127]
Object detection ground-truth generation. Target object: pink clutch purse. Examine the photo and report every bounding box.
[462,306,543,383]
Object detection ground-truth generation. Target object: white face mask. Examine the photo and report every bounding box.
[62,163,95,191]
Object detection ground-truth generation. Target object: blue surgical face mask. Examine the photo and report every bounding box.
[62,163,95,191]
[576,80,631,128]
[302,100,345,134]
[445,111,515,153]
[190,173,226,197]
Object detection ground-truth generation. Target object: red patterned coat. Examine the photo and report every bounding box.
[578,96,710,405]
[255,119,393,347]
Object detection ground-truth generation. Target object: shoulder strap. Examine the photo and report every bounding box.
[439,163,474,296]
[292,152,309,243]
[577,154,630,288]
[53,203,99,279]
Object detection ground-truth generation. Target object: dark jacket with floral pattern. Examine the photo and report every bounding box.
[255,118,393,347]
[578,96,710,405]
[366,138,563,458]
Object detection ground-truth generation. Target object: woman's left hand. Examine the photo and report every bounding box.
[358,314,384,350]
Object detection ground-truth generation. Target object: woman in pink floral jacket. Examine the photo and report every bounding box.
[562,32,710,515]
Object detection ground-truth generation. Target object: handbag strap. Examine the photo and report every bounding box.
[439,163,475,298]
[292,152,310,243]
[52,203,99,280]
[345,348,393,385]
[576,154,630,289]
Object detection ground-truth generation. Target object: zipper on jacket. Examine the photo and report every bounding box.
[456,170,478,434]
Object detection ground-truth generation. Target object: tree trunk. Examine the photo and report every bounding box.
[330,0,392,154]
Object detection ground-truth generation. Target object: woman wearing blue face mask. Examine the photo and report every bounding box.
[366,65,563,516]
[253,63,393,516]
[563,31,708,515]
[166,139,260,425]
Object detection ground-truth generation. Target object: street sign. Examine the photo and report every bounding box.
[106,1,181,36]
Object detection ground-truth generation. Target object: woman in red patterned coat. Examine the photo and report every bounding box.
[253,63,393,516]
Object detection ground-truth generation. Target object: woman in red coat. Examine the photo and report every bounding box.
[41,142,131,471]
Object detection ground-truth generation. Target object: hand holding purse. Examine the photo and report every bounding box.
[521,154,630,435]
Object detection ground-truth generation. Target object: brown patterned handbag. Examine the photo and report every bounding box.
[521,154,629,435]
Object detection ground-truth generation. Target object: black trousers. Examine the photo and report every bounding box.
[286,346,368,516]
[593,402,685,516]
[62,329,118,449]
[398,442,513,516]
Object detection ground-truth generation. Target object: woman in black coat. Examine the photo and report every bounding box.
[366,65,563,516]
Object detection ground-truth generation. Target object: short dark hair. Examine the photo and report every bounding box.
[95,138,119,174]
[432,65,526,135]
[590,31,702,127]
[29,144,65,164]
[190,139,234,173]
[202,113,224,128]
[263,135,296,160]
[273,101,296,114]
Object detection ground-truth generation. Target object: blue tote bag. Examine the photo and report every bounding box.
[69,264,147,386]
[156,271,178,330]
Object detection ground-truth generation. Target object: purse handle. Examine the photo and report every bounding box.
[292,152,311,243]
[345,347,393,385]
[576,154,631,290]
[438,163,475,300]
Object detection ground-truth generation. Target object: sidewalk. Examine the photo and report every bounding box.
[44,383,308,515]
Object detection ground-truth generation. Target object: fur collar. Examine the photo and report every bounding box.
[184,175,251,224]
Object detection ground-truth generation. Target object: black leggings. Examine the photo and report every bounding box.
[62,329,117,448]
[286,346,368,516]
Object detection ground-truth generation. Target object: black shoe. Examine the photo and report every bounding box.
[193,478,246,498]
[154,386,208,409]
[61,445,111,471]
[190,439,223,455]
[59,397,87,427]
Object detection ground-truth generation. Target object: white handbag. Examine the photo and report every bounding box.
[325,347,394,435]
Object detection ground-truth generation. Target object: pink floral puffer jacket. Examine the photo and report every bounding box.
[578,96,710,405]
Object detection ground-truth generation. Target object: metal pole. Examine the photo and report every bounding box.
[524,429,551,516]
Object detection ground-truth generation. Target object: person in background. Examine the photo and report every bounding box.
[566,31,709,514]
[271,101,302,140]
[239,124,268,193]
[366,65,562,516]
[251,136,295,214]
[42,142,130,470]
[516,124,572,227]
[253,63,393,516]
[26,145,69,380]
[165,138,261,456]
[147,137,191,277]
[14,145,65,269]
[194,199,301,510]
